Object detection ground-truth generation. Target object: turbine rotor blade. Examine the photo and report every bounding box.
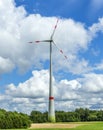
[51,19,59,39]
[53,41,68,59]
[28,40,53,44]
[35,41,40,43]
[28,41,34,43]
[28,41,40,44]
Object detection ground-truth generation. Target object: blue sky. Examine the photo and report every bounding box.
[15,0,103,25]
[0,0,103,113]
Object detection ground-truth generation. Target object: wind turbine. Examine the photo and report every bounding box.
[28,19,67,122]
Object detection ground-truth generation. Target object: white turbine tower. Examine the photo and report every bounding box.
[28,19,67,122]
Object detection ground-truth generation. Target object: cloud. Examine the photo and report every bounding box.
[0,69,103,113]
[0,57,15,74]
[1,0,103,76]
[6,70,49,99]
[95,61,103,71]
[1,69,81,113]
[1,0,103,75]
[79,73,103,93]
[89,18,103,38]
[0,0,92,75]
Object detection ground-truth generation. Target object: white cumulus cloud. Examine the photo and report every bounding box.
[0,0,93,75]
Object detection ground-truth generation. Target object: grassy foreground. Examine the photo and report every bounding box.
[6,122,103,130]
[63,122,103,130]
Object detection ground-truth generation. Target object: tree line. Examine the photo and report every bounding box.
[30,108,103,123]
[1,108,103,129]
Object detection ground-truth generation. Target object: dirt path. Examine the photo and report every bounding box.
[30,123,83,129]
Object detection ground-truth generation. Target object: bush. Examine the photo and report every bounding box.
[0,109,31,129]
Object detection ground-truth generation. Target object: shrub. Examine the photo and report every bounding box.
[0,109,31,129]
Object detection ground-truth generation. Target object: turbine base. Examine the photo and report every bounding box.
[48,115,56,123]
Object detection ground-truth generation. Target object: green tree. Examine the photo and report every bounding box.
[97,110,103,121]
[75,108,90,121]
[0,109,31,129]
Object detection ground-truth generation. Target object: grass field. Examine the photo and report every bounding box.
[6,122,103,130]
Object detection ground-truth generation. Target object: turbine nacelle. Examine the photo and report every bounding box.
[35,39,53,43]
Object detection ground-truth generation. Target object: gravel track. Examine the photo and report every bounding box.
[30,123,83,129]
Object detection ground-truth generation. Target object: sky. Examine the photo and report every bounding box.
[0,0,103,114]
